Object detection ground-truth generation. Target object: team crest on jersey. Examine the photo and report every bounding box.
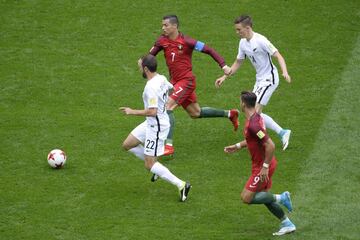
[257,130,265,139]
[178,44,184,54]
[149,98,157,105]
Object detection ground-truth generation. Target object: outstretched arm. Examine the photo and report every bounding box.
[201,45,231,74]
[224,140,247,153]
[273,51,291,83]
[215,58,244,88]
[186,37,231,75]
[120,107,157,117]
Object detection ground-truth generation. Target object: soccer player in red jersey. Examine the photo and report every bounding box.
[223,91,296,236]
[147,15,239,156]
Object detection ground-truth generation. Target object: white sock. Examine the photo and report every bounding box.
[150,162,184,189]
[261,113,283,134]
[275,194,282,203]
[128,145,144,161]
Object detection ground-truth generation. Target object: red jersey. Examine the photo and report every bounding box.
[244,113,276,173]
[149,32,225,83]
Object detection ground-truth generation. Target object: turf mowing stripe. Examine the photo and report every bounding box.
[292,35,360,239]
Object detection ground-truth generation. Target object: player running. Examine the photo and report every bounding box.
[120,55,191,202]
[223,91,296,235]
[147,15,239,156]
[216,15,291,150]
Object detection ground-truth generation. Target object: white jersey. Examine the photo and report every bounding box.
[237,32,279,84]
[143,74,173,127]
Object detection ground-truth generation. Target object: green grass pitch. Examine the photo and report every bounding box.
[1,1,360,239]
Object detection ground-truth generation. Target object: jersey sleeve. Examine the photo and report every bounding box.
[248,119,269,144]
[259,36,278,55]
[145,86,158,109]
[149,37,163,56]
[165,79,173,91]
[237,41,246,60]
[184,36,226,68]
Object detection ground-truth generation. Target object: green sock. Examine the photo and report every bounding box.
[199,107,228,118]
[166,110,175,145]
[250,192,275,204]
[265,202,285,220]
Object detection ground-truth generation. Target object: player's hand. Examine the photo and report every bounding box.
[258,167,269,182]
[215,75,227,88]
[119,107,133,115]
[224,145,239,154]
[282,72,291,83]
[222,65,232,76]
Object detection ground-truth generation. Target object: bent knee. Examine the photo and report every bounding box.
[144,158,155,170]
[122,142,131,151]
[144,162,153,170]
[189,111,201,118]
[241,194,253,204]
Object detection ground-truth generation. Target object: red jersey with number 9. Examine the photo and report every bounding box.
[244,112,276,173]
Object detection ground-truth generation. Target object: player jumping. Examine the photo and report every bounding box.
[147,15,239,156]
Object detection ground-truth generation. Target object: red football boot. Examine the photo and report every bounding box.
[163,144,175,156]
[229,109,239,131]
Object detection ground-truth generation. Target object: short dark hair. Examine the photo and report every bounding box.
[240,91,257,108]
[234,15,253,27]
[163,15,179,28]
[141,54,157,72]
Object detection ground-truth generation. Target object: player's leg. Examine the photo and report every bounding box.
[163,80,192,156]
[241,173,277,204]
[171,77,239,130]
[122,121,146,160]
[144,156,190,201]
[240,188,257,204]
[243,161,295,235]
[252,191,293,213]
[163,97,178,156]
[184,95,239,131]
[241,182,295,235]
[144,155,182,188]
[242,187,294,214]
[253,83,291,150]
[254,83,282,134]
[272,218,296,236]
[257,104,291,150]
[186,103,236,119]
[256,103,283,135]
[145,125,191,201]
[256,161,292,212]
[266,202,296,236]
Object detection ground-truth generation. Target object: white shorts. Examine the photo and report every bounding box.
[253,76,279,106]
[131,121,169,157]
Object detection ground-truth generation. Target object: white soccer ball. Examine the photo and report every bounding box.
[47,149,67,168]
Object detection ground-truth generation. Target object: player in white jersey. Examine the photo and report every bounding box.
[120,54,191,202]
[215,15,292,150]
